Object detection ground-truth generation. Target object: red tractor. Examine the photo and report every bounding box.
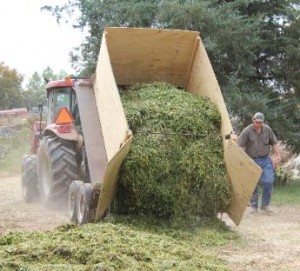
[21,77,105,224]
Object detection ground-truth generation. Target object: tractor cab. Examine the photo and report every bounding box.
[41,77,84,142]
[46,78,77,125]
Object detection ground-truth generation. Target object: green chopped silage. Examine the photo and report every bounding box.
[114,83,231,219]
[0,218,235,271]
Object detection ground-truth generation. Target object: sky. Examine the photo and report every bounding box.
[0,0,85,86]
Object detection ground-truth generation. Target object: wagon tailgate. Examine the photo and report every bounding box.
[95,134,133,220]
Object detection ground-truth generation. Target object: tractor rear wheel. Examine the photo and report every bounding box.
[37,135,78,203]
[67,180,83,222]
[21,155,39,203]
[77,183,95,224]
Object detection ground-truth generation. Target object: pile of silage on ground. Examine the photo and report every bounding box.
[0,218,235,271]
[114,83,231,219]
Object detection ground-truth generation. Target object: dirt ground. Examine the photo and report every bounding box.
[0,175,300,271]
[219,206,300,270]
[0,176,68,236]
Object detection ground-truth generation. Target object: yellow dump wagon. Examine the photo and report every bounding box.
[21,27,261,226]
[92,27,262,226]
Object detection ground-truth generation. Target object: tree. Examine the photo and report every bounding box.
[23,67,68,108]
[42,66,67,81]
[42,0,300,152]
[23,72,46,108]
[0,62,24,110]
[216,0,300,151]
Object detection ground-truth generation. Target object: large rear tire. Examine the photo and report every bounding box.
[21,155,39,203]
[37,135,78,203]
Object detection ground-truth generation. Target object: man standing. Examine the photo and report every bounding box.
[238,112,282,213]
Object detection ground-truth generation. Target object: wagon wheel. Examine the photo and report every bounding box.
[67,180,83,222]
[77,183,95,224]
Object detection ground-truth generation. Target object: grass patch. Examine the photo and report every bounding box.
[0,126,31,176]
[272,181,300,206]
[0,217,238,271]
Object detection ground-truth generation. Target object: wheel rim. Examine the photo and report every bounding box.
[68,192,77,219]
[77,193,85,223]
[40,151,51,197]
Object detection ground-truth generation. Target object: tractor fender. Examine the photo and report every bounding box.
[44,123,79,142]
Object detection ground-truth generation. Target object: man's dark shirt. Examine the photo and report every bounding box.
[238,124,278,159]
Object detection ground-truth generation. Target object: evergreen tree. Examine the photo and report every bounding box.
[23,67,68,109]
[24,72,46,108]
[42,0,300,152]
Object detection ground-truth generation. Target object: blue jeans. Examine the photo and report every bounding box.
[251,156,274,208]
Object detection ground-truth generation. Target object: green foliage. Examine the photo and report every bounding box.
[0,218,236,270]
[0,62,25,109]
[272,180,300,205]
[219,0,300,152]
[23,67,68,109]
[42,0,300,152]
[274,167,298,187]
[23,72,46,108]
[43,0,160,75]
[0,126,31,176]
[114,83,231,220]
[0,61,69,111]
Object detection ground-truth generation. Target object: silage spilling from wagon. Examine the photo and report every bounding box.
[114,83,231,219]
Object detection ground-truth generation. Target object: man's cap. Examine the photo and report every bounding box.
[253,112,264,122]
